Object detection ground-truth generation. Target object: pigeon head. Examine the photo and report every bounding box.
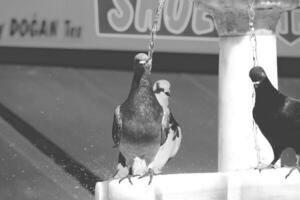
[153,80,171,97]
[133,53,152,74]
[249,66,268,88]
[153,80,171,108]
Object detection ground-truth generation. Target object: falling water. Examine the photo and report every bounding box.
[248,0,261,166]
[248,0,258,67]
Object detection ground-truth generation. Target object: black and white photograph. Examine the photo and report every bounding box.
[1,0,300,199]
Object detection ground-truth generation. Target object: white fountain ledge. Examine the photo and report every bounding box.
[95,168,300,200]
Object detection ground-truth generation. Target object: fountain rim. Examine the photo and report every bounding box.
[195,0,299,12]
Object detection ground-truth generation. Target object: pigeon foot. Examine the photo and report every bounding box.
[253,163,276,173]
[119,175,138,185]
[285,166,300,179]
[139,168,160,185]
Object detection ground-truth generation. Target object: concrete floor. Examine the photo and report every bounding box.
[0,64,299,199]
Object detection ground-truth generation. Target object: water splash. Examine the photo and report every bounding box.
[248,0,261,166]
[248,0,258,67]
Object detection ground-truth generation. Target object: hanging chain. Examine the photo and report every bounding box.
[248,0,261,166]
[146,0,165,64]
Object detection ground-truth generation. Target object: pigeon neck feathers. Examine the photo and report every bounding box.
[128,68,154,109]
[249,67,282,104]
[126,54,162,115]
[129,53,152,93]
[130,70,151,92]
[254,76,285,107]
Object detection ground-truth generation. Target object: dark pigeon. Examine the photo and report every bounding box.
[250,66,300,178]
[112,53,169,184]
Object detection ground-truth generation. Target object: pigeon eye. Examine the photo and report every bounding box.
[154,84,165,94]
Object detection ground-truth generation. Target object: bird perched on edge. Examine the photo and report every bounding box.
[112,53,169,185]
[147,80,182,175]
[250,66,300,178]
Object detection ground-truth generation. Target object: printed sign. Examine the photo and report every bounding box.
[0,0,299,57]
[97,0,218,38]
[278,9,300,46]
[96,0,300,56]
[3,18,81,39]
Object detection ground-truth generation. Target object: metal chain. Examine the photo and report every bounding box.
[248,0,261,166]
[147,0,165,64]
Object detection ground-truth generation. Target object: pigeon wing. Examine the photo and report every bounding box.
[169,112,180,139]
[280,97,300,122]
[148,111,181,173]
[113,152,129,178]
[112,105,122,146]
[168,112,182,157]
[160,109,170,145]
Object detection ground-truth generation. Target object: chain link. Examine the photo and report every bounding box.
[147,0,165,64]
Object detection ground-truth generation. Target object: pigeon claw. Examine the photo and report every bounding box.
[285,166,300,179]
[139,168,159,185]
[112,170,119,178]
[253,163,275,173]
[119,175,138,185]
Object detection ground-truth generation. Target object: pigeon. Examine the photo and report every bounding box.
[250,66,300,178]
[112,53,169,184]
[142,80,182,175]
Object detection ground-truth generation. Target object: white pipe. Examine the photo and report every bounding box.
[218,30,278,171]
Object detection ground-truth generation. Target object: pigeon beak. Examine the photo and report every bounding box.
[253,81,260,88]
[139,60,146,65]
[165,92,171,97]
[138,59,152,72]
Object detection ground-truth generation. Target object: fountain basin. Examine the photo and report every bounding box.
[196,0,299,35]
[96,168,300,200]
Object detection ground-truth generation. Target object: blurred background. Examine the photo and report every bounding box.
[1,0,300,199]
